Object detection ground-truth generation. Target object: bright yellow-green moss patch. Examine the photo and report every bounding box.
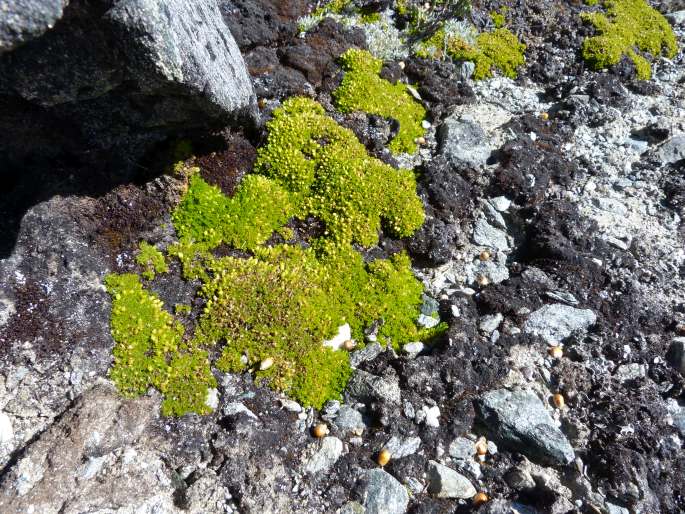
[491,8,508,28]
[333,49,426,154]
[173,174,294,251]
[581,0,678,80]
[416,26,526,80]
[192,244,428,408]
[255,97,425,246]
[136,241,168,280]
[105,273,216,416]
[105,97,435,414]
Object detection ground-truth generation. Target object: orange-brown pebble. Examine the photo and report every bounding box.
[473,492,489,506]
[479,250,491,261]
[540,112,549,121]
[377,448,392,467]
[552,393,565,409]
[477,275,490,287]
[548,346,563,359]
[342,339,356,351]
[312,423,329,438]
[475,437,488,456]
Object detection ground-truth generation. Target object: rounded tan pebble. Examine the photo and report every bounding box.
[473,492,489,506]
[377,448,391,467]
[312,423,329,438]
[548,346,563,359]
[552,393,565,409]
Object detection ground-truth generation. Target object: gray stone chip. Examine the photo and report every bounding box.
[438,115,491,168]
[523,304,596,344]
[359,469,409,514]
[477,388,575,466]
[427,461,477,499]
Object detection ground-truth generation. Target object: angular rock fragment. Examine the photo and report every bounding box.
[476,388,575,465]
[358,469,409,514]
[523,304,596,345]
[427,460,477,499]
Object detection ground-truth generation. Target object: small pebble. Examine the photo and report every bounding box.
[377,448,391,467]
[548,346,563,359]
[473,492,489,506]
[342,339,356,351]
[552,393,565,409]
[312,423,329,438]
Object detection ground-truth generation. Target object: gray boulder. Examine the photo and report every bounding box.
[666,337,685,375]
[345,370,401,405]
[655,135,685,165]
[476,388,575,466]
[0,0,256,171]
[426,461,476,499]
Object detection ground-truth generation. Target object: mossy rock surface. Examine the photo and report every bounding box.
[333,49,427,154]
[416,25,526,80]
[581,0,678,80]
[105,97,439,414]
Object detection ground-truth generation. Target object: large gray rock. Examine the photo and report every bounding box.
[0,382,174,512]
[666,337,685,375]
[304,436,343,474]
[0,0,67,53]
[523,304,596,345]
[438,115,491,168]
[476,388,575,466]
[0,0,256,171]
[358,469,409,514]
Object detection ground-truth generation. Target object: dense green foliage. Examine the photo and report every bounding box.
[193,244,428,408]
[105,273,216,416]
[136,241,168,280]
[416,24,526,80]
[581,0,678,80]
[333,49,427,154]
[106,97,435,413]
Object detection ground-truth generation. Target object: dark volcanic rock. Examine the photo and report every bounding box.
[0,0,257,172]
